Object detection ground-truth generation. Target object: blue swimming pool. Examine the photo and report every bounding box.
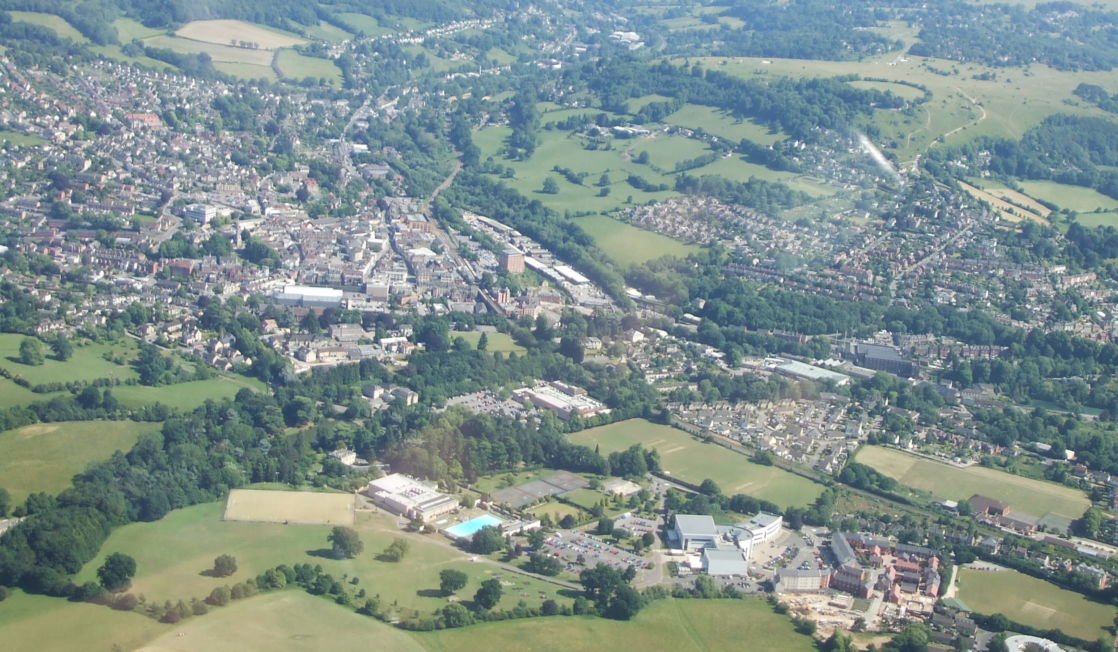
[444,514,504,539]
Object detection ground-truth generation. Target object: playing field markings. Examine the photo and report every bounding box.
[223,489,355,526]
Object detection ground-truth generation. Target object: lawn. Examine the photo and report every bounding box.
[450,331,526,355]
[0,334,136,384]
[142,590,424,652]
[276,50,343,85]
[854,445,1090,520]
[9,11,87,41]
[560,488,612,511]
[0,420,162,506]
[527,500,585,523]
[0,589,163,652]
[110,374,264,411]
[0,130,47,147]
[417,598,816,651]
[572,215,699,267]
[1017,180,1118,213]
[569,419,824,508]
[76,502,567,615]
[956,568,1116,640]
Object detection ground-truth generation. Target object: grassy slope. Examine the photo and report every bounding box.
[275,50,343,84]
[956,568,1115,640]
[854,445,1089,519]
[8,11,87,41]
[0,590,164,652]
[569,419,823,508]
[0,420,162,505]
[0,334,137,384]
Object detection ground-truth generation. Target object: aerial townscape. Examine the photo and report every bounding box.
[3,0,1118,651]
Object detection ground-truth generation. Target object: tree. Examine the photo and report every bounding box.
[441,603,474,627]
[595,517,615,535]
[50,337,73,361]
[381,538,409,562]
[207,586,231,606]
[97,553,137,592]
[473,578,503,610]
[527,529,546,550]
[212,554,237,577]
[477,332,488,351]
[18,338,43,366]
[541,177,559,194]
[698,479,722,496]
[524,553,563,576]
[470,525,505,554]
[328,526,363,559]
[559,514,577,529]
[641,532,656,548]
[439,568,468,595]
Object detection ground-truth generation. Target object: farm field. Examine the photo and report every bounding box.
[450,331,526,354]
[337,12,397,37]
[9,11,87,41]
[223,488,355,525]
[112,17,163,41]
[75,502,567,613]
[956,567,1115,640]
[109,374,264,410]
[572,215,699,266]
[569,419,824,508]
[0,377,50,408]
[213,61,277,80]
[175,19,305,49]
[142,590,424,652]
[0,589,163,652]
[417,598,816,652]
[0,420,161,506]
[143,35,276,67]
[958,180,1049,224]
[665,104,784,145]
[303,21,353,42]
[276,50,343,85]
[1017,180,1118,213]
[854,445,1090,520]
[1072,211,1118,228]
[0,334,137,384]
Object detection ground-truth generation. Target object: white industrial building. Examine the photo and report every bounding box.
[702,548,748,576]
[741,512,783,545]
[274,284,344,308]
[364,473,458,523]
[184,203,216,224]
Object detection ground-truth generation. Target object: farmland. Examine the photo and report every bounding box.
[75,502,567,613]
[275,50,343,85]
[956,567,1115,640]
[0,590,163,652]
[175,20,305,49]
[854,445,1090,520]
[9,11,87,42]
[0,420,162,506]
[568,419,824,508]
[1017,180,1118,213]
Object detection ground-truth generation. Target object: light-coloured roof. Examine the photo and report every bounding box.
[675,514,717,537]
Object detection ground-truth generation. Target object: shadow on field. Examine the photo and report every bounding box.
[306,548,338,560]
[416,589,445,598]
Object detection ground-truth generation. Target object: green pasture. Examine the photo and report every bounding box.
[76,502,566,614]
[212,61,277,80]
[569,419,824,509]
[337,13,395,36]
[1017,180,1118,213]
[90,44,178,70]
[957,568,1115,640]
[854,445,1090,520]
[303,21,353,42]
[112,17,163,41]
[0,589,163,652]
[629,94,674,110]
[9,11,87,42]
[635,134,711,171]
[572,215,699,266]
[527,500,585,523]
[0,334,136,384]
[276,50,342,84]
[143,35,275,67]
[1072,211,1118,228]
[0,377,51,408]
[450,331,526,355]
[665,104,783,145]
[0,420,161,505]
[487,47,516,65]
[111,374,263,411]
[417,598,816,652]
[0,130,47,147]
[847,80,927,101]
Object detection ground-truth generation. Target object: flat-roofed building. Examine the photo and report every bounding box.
[364,473,458,523]
[703,549,748,576]
[500,248,525,274]
[776,568,831,592]
[672,514,719,551]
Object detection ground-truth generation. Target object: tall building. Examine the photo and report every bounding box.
[500,248,525,274]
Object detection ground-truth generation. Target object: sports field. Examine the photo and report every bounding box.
[0,420,162,505]
[572,215,699,266]
[223,488,355,525]
[957,568,1115,640]
[569,419,824,508]
[450,331,526,354]
[417,598,816,652]
[76,502,566,612]
[176,19,305,49]
[854,445,1090,519]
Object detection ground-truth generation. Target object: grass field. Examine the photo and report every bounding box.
[275,50,342,85]
[666,104,783,145]
[1072,211,1118,228]
[0,334,136,384]
[1017,180,1118,213]
[303,21,353,42]
[223,488,355,525]
[0,420,162,505]
[112,17,163,41]
[854,445,1090,519]
[417,598,816,652]
[212,61,277,80]
[337,13,396,37]
[0,589,164,652]
[569,419,824,508]
[527,499,585,523]
[9,11,87,42]
[143,35,276,67]
[110,375,264,411]
[175,19,305,49]
[0,377,51,407]
[141,590,424,652]
[450,331,526,354]
[572,215,699,266]
[0,130,47,146]
[76,502,566,614]
[957,568,1115,640]
[959,180,1049,224]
